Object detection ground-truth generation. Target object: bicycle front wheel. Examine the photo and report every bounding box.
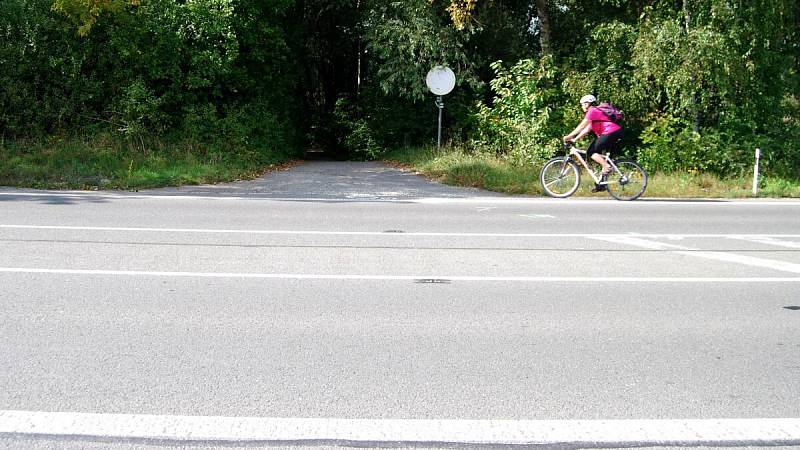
[606,160,647,201]
[540,157,580,198]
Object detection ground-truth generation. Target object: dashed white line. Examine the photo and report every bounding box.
[519,214,556,219]
[1,411,799,446]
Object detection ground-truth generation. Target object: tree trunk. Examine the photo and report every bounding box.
[534,0,552,56]
[356,0,362,97]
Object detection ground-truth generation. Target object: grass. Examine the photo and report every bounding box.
[0,134,296,190]
[2,137,798,198]
[384,146,800,198]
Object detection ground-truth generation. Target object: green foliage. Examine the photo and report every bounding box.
[630,1,798,128]
[637,115,734,174]
[179,99,295,158]
[387,144,800,197]
[385,145,543,194]
[333,97,383,161]
[0,0,99,135]
[363,0,477,101]
[51,0,140,36]
[0,134,293,189]
[0,0,298,159]
[561,20,638,121]
[471,57,565,165]
[624,0,799,177]
[1,0,798,184]
[456,0,799,179]
[114,79,165,141]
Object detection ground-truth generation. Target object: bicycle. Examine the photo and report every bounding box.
[540,143,648,200]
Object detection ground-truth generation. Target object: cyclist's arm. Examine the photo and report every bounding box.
[564,118,591,142]
[572,122,593,142]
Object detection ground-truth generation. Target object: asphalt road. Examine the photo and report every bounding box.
[0,161,799,449]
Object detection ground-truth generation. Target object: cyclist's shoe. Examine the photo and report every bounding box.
[591,183,606,193]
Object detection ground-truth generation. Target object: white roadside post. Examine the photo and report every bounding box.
[425,66,456,150]
[753,148,761,196]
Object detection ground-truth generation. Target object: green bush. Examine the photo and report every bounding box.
[333,97,383,161]
[471,57,566,166]
[115,80,165,142]
[0,0,298,157]
[637,113,797,177]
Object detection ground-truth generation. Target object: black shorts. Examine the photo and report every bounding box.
[587,128,624,159]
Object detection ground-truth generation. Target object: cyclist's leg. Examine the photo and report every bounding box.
[586,140,603,172]
[586,139,607,192]
[588,138,610,174]
[590,129,623,174]
[607,128,624,159]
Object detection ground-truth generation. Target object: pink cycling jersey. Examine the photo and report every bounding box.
[585,106,621,136]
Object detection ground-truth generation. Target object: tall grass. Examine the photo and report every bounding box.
[385,146,800,198]
[0,134,295,190]
[385,146,544,195]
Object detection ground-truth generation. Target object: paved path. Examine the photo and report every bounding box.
[153,160,502,200]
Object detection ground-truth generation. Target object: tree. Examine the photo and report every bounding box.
[444,0,551,55]
[52,0,140,36]
[364,0,474,101]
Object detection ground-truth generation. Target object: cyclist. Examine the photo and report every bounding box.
[562,94,624,192]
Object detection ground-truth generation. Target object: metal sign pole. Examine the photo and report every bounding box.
[426,66,455,151]
[436,96,444,150]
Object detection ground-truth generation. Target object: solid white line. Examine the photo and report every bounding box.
[3,225,800,239]
[3,190,800,205]
[593,236,800,274]
[1,411,799,446]
[0,267,798,282]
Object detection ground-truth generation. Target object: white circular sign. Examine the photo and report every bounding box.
[426,66,456,96]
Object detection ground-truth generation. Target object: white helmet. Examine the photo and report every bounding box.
[579,94,597,104]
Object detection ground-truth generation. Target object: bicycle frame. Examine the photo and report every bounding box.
[567,146,621,185]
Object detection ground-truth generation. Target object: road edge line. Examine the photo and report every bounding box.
[2,412,800,447]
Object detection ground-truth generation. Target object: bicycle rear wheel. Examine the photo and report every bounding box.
[606,160,647,201]
[540,157,580,198]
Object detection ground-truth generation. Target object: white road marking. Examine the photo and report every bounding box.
[3,190,800,205]
[730,235,800,249]
[593,236,800,274]
[0,267,798,282]
[0,411,799,446]
[519,214,555,219]
[3,225,800,239]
